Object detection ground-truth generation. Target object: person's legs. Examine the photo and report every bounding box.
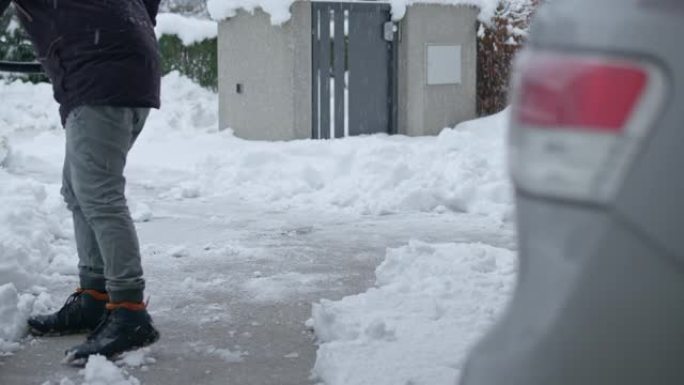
[65,106,147,304]
[26,108,113,336]
[62,156,107,293]
[63,106,159,361]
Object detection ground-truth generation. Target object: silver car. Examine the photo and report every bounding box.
[461,0,684,384]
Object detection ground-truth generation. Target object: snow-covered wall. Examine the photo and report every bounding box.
[207,0,505,25]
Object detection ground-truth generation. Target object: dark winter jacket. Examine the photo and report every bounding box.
[13,0,162,125]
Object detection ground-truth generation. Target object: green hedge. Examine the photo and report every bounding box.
[158,34,217,91]
[1,9,218,90]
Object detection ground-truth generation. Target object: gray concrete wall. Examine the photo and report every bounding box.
[398,4,479,137]
[218,2,311,141]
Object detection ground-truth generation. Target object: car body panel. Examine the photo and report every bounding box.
[460,0,684,383]
[462,197,684,385]
[530,0,684,259]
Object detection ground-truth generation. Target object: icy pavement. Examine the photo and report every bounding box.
[0,194,515,384]
[0,73,517,384]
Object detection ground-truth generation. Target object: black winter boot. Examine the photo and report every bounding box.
[64,303,160,364]
[28,289,108,336]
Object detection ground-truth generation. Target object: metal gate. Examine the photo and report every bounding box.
[311,1,397,139]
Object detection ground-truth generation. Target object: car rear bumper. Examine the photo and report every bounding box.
[460,194,684,385]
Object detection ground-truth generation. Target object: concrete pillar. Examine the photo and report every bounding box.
[218,1,312,140]
[218,1,478,140]
[397,4,479,137]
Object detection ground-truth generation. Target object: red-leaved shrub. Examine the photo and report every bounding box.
[478,0,542,116]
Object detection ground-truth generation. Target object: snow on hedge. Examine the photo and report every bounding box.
[155,13,218,44]
[207,0,513,25]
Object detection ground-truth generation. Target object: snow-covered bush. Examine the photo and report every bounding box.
[0,8,47,84]
[155,13,218,89]
[159,35,218,91]
[1,6,218,90]
[161,0,208,17]
[477,0,542,115]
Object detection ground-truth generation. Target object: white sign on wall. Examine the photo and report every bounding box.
[427,45,462,85]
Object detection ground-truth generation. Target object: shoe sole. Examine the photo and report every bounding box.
[28,327,91,338]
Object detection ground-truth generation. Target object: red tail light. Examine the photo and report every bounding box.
[509,51,665,203]
[514,55,648,132]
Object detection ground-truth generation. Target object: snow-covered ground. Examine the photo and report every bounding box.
[0,73,516,384]
[311,240,516,385]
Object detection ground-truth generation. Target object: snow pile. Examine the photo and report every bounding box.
[134,74,512,219]
[155,13,217,45]
[0,80,61,133]
[0,178,73,353]
[311,240,517,385]
[0,136,9,166]
[47,351,156,384]
[0,167,74,353]
[0,170,72,286]
[387,0,499,21]
[115,348,157,369]
[0,284,30,353]
[207,0,518,24]
[80,355,141,385]
[146,71,219,136]
[207,0,295,25]
[2,74,512,224]
[0,81,75,354]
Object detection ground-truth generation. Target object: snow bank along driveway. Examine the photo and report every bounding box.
[0,72,516,385]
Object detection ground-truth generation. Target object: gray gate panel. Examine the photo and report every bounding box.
[348,4,391,136]
[312,1,395,139]
[333,6,346,138]
[318,7,331,139]
[311,5,320,139]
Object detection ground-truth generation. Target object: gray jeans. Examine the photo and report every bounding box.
[62,106,149,303]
